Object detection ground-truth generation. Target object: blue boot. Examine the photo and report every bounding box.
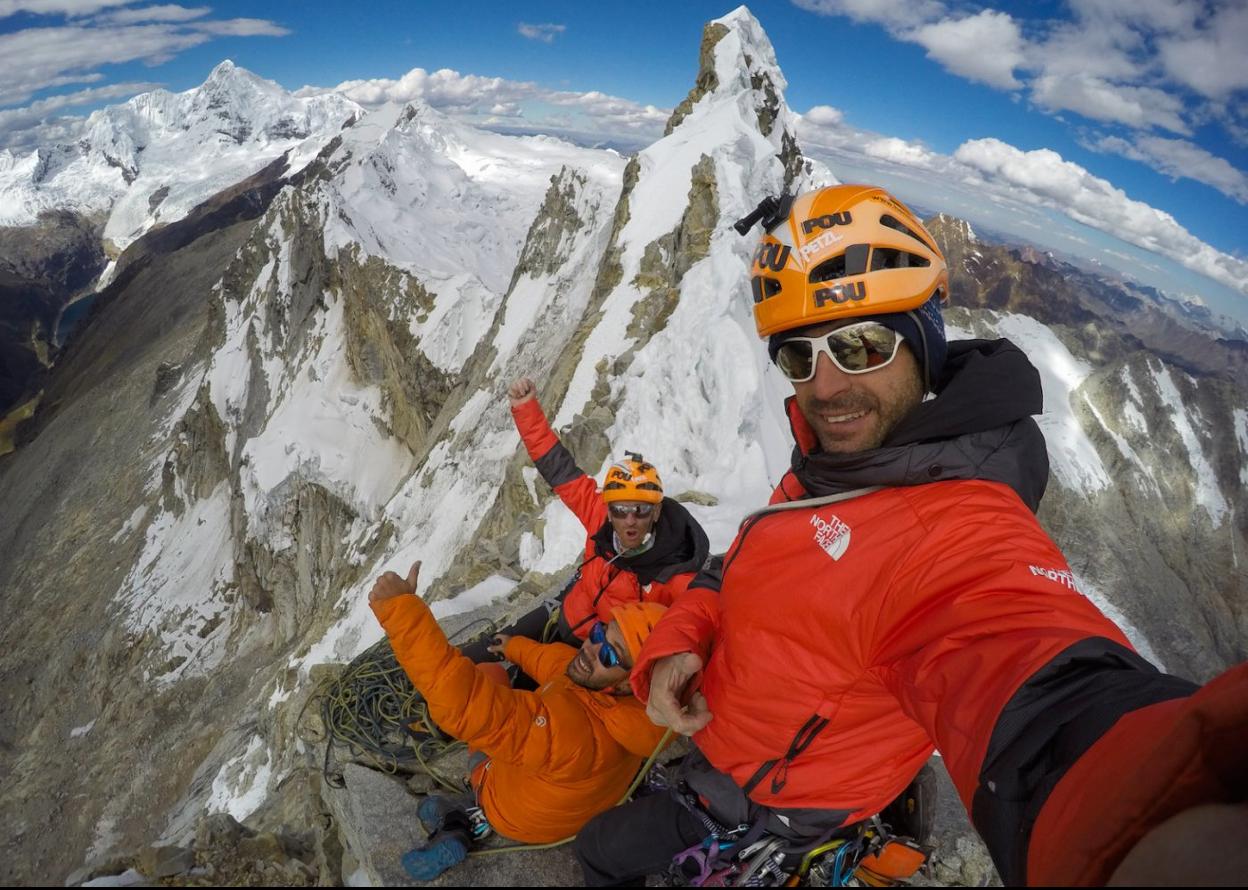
[401,829,469,881]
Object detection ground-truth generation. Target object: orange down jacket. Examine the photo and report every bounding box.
[631,339,1245,885]
[372,593,666,843]
[511,397,709,638]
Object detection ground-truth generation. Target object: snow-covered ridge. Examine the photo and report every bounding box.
[0,61,360,250]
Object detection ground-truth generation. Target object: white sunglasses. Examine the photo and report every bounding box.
[774,321,903,383]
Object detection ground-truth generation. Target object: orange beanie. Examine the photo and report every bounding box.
[610,602,668,664]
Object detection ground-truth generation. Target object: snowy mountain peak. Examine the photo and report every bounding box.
[0,61,360,249]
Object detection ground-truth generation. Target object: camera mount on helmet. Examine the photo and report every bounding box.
[732,194,794,235]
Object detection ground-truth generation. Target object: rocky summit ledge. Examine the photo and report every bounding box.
[323,762,582,886]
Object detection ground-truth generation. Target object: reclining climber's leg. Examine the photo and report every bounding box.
[574,793,706,886]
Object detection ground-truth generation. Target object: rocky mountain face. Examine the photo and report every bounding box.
[0,210,105,423]
[0,62,359,451]
[929,213,1247,680]
[0,7,1245,888]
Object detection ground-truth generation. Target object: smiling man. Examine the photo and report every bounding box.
[368,563,668,880]
[457,378,710,670]
[574,184,1248,887]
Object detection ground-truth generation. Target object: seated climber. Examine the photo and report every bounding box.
[368,560,670,881]
[458,376,710,666]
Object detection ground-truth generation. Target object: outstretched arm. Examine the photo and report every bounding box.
[509,377,605,532]
[867,500,1242,886]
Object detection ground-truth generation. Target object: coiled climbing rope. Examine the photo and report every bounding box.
[301,627,490,792]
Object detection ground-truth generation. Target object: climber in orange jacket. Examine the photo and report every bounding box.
[368,560,669,880]
[457,378,709,668]
[574,184,1248,886]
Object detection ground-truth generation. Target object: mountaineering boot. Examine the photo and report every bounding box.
[418,793,471,834]
[401,827,470,881]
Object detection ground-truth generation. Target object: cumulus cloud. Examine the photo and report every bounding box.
[1156,3,1248,100]
[307,66,669,137]
[953,137,1248,294]
[794,0,1248,155]
[802,104,844,128]
[1088,133,1248,204]
[517,22,565,43]
[905,10,1025,90]
[862,135,939,168]
[1031,74,1191,134]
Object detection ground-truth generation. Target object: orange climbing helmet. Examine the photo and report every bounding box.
[601,451,663,505]
[740,184,948,338]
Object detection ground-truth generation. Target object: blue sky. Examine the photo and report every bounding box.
[2,0,1246,323]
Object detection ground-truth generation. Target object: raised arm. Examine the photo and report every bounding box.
[509,377,605,533]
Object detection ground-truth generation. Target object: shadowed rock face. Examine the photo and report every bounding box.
[0,210,105,415]
[0,150,307,886]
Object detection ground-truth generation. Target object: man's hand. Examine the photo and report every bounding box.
[486,634,512,656]
[645,652,712,735]
[369,561,420,604]
[508,377,537,407]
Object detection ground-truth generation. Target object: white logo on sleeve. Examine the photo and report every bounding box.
[810,513,851,561]
[1029,565,1082,592]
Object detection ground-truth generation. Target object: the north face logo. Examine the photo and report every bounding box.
[810,513,851,560]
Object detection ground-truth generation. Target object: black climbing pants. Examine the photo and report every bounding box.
[574,791,707,886]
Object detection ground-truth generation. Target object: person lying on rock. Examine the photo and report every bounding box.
[368,561,669,881]
[456,376,710,671]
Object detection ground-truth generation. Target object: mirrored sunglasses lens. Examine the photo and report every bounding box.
[598,645,620,668]
[775,340,815,381]
[829,325,898,372]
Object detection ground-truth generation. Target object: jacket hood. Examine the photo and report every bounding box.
[591,496,710,585]
[786,338,1050,511]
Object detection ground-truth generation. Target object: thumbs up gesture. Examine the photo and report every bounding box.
[369,561,421,603]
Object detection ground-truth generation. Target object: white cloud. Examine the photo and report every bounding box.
[1157,4,1248,100]
[0,14,290,106]
[953,137,1248,294]
[0,0,131,16]
[802,104,843,127]
[95,4,209,24]
[862,135,938,168]
[517,22,565,44]
[0,78,156,129]
[905,10,1025,90]
[794,0,1247,150]
[1031,73,1191,134]
[193,18,289,37]
[0,24,204,104]
[1089,133,1248,204]
[792,0,945,29]
[307,66,669,137]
